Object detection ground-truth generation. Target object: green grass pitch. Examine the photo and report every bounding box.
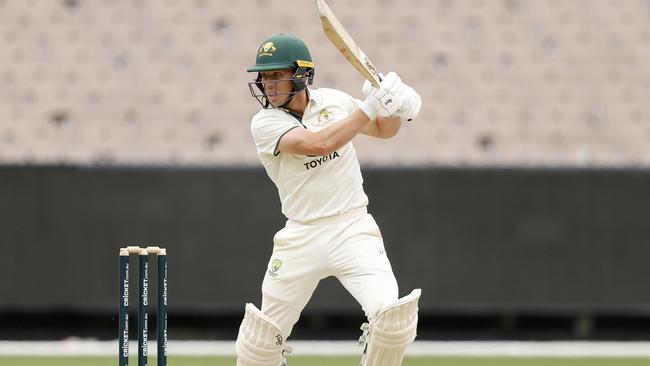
[0,356,648,366]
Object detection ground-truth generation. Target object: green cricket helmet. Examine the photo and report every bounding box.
[247,34,315,109]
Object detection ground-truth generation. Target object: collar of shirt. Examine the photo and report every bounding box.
[278,88,321,115]
[303,88,326,122]
[279,89,325,125]
[306,88,323,110]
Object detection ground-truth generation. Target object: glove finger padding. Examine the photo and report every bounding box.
[363,72,403,102]
[360,87,403,119]
[362,80,376,98]
[396,83,409,101]
[396,86,422,121]
[380,72,402,95]
[409,93,422,120]
[406,96,422,120]
[397,95,421,121]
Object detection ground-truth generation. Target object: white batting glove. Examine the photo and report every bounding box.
[362,79,376,98]
[359,72,403,119]
[362,73,420,121]
[394,84,422,121]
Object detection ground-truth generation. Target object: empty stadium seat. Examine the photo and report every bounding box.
[0,0,648,166]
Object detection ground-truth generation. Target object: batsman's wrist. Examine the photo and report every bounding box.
[360,99,378,120]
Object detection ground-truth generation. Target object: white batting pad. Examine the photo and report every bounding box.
[359,288,421,366]
[235,303,285,366]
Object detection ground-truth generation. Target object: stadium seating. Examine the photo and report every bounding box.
[0,0,648,165]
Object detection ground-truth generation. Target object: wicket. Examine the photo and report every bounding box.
[119,246,168,366]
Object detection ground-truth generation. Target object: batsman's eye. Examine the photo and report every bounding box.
[261,72,278,81]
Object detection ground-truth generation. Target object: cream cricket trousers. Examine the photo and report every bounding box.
[260,206,399,337]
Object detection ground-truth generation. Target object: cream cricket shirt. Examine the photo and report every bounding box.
[251,88,369,223]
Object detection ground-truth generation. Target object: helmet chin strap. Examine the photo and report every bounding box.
[278,85,299,110]
[278,67,312,111]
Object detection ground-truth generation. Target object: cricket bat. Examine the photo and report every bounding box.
[316,0,382,88]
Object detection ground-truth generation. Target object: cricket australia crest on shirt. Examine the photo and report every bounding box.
[304,151,341,170]
[317,108,334,124]
[268,258,283,278]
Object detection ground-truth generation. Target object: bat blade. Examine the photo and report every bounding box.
[316,0,382,87]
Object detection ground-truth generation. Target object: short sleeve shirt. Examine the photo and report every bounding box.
[250,88,368,222]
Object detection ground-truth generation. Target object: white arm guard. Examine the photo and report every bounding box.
[359,289,421,366]
[235,303,284,366]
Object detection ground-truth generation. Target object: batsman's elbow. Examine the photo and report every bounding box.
[276,128,331,156]
[309,140,338,156]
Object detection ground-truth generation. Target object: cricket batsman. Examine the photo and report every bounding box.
[235,34,422,366]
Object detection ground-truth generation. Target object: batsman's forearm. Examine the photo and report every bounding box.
[375,116,401,139]
[313,109,370,155]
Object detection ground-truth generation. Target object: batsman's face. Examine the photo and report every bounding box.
[260,69,295,106]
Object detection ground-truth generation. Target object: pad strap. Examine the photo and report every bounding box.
[235,303,285,366]
[359,289,421,366]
